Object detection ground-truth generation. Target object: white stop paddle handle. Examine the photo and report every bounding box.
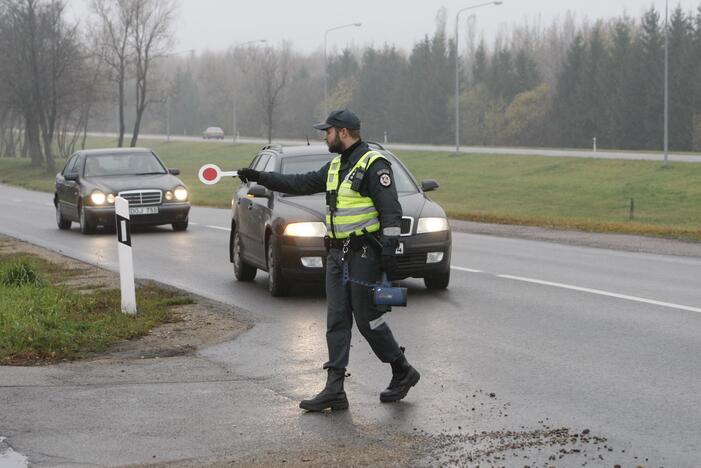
[198,164,239,185]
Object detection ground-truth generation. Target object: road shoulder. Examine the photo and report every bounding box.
[450,219,701,258]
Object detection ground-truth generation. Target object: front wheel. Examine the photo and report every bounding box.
[267,235,289,297]
[56,202,71,230]
[79,203,94,234]
[232,229,256,281]
[172,219,188,231]
[424,270,450,290]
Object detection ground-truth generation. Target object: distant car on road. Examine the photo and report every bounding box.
[229,143,451,296]
[54,148,191,234]
[202,126,225,140]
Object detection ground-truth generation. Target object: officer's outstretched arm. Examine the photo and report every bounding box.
[237,162,329,196]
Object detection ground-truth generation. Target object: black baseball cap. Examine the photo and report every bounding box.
[313,108,361,131]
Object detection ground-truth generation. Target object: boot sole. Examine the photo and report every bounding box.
[299,399,349,412]
[380,370,420,403]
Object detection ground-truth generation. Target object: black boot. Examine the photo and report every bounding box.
[380,348,420,403]
[299,368,349,411]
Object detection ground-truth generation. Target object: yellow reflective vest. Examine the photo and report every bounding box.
[325,150,386,239]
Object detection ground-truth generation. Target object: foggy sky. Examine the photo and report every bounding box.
[69,0,701,54]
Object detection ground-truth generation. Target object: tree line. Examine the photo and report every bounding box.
[2,2,701,173]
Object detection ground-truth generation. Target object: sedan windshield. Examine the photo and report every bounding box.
[84,153,167,177]
[281,153,419,194]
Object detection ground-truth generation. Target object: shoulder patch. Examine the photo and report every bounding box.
[379,173,392,187]
[376,168,390,176]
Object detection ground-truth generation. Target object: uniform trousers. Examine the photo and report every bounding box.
[323,245,403,370]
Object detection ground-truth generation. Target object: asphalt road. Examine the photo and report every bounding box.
[1,183,700,467]
[89,131,701,163]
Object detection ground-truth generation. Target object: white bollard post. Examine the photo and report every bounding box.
[593,137,597,152]
[115,196,137,314]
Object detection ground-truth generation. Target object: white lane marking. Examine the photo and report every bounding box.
[451,266,484,273]
[205,225,230,231]
[498,274,701,314]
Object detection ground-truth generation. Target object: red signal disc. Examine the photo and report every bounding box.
[203,167,218,181]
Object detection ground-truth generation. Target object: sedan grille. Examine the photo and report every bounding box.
[400,216,414,236]
[118,189,162,206]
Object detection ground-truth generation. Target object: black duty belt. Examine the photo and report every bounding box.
[324,232,382,251]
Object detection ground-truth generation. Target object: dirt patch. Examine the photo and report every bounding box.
[0,234,250,364]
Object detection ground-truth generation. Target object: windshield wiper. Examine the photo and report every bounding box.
[134,172,165,175]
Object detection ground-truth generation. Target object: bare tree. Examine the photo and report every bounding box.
[0,0,86,171]
[92,0,135,147]
[255,44,291,143]
[129,0,176,147]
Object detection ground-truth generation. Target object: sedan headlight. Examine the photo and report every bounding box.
[283,222,327,237]
[416,217,449,234]
[173,186,188,201]
[90,190,106,205]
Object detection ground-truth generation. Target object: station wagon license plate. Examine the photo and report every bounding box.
[129,206,159,215]
[395,241,404,255]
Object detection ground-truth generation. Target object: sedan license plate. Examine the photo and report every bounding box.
[129,206,159,215]
[395,241,404,255]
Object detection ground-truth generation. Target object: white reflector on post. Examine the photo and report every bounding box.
[115,196,136,314]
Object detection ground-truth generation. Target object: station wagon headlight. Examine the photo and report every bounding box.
[173,186,188,201]
[283,222,327,237]
[90,190,106,205]
[416,217,449,233]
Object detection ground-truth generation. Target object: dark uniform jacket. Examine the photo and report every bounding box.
[258,140,402,253]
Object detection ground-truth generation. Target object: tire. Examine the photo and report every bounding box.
[232,229,256,281]
[424,270,450,290]
[79,202,94,234]
[55,201,71,230]
[266,235,288,297]
[172,219,188,231]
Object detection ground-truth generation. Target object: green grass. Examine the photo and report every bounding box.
[1,137,700,240]
[0,252,193,364]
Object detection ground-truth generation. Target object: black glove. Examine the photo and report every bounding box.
[237,168,260,183]
[380,236,399,275]
[381,254,398,275]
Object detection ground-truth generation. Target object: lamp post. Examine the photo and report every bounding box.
[663,0,669,166]
[324,22,361,116]
[231,40,267,144]
[455,1,502,153]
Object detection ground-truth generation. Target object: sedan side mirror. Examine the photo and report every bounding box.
[64,173,79,181]
[169,168,180,175]
[247,185,270,198]
[421,179,439,192]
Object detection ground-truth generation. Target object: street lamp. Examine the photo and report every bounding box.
[663,0,669,166]
[231,40,267,144]
[454,1,502,153]
[324,22,362,116]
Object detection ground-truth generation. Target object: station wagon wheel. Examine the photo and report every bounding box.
[423,270,450,290]
[55,200,71,230]
[267,235,288,297]
[232,229,256,281]
[79,202,94,234]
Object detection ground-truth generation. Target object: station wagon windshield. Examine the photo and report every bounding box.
[281,153,418,194]
[84,153,167,177]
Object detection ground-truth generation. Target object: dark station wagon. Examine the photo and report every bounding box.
[54,148,191,234]
[229,143,452,296]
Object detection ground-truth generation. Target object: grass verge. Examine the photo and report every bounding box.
[1,137,700,240]
[0,252,193,365]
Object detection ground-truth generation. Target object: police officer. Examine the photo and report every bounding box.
[237,109,420,411]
